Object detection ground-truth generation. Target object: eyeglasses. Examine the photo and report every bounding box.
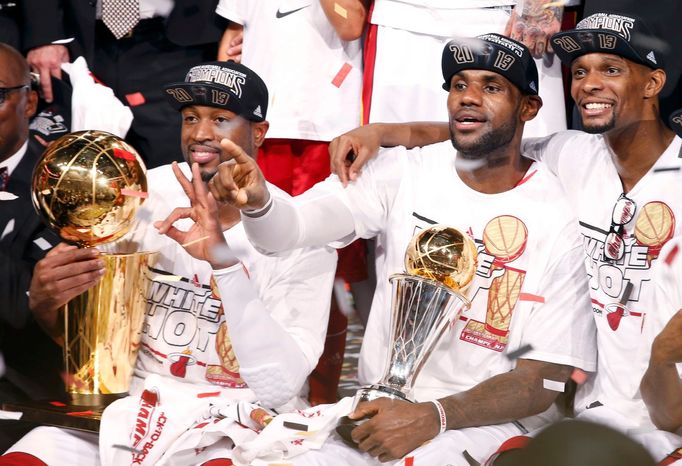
[604,193,637,261]
[0,84,29,105]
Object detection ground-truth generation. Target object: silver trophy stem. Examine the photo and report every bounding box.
[374,274,470,401]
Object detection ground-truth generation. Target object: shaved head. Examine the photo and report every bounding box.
[0,43,31,87]
[0,42,38,161]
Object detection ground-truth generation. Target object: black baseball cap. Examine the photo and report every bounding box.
[163,61,268,122]
[551,13,665,70]
[441,33,539,96]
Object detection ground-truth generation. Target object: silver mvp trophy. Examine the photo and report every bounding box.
[336,225,478,445]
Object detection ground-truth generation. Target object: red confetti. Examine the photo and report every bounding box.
[120,188,148,198]
[404,457,414,466]
[113,148,137,161]
[518,293,545,303]
[67,410,95,416]
[125,92,146,107]
[197,391,221,398]
[49,401,67,407]
[665,244,679,265]
[570,368,588,385]
[332,63,352,88]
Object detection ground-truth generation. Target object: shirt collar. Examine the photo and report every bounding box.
[0,141,29,177]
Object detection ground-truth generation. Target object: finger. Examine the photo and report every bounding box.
[219,138,252,166]
[348,147,369,182]
[191,162,210,208]
[172,161,195,203]
[210,163,241,203]
[231,34,243,46]
[154,207,195,235]
[43,245,100,266]
[503,14,514,37]
[158,224,188,246]
[46,242,78,257]
[348,401,379,420]
[39,68,54,102]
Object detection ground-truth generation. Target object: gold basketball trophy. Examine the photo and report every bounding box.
[5,131,156,431]
[337,225,477,444]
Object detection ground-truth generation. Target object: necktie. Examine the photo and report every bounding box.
[0,167,8,191]
[102,0,140,39]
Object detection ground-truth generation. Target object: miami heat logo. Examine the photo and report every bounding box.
[460,216,528,351]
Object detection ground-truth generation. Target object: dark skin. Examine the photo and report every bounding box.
[29,104,268,341]
[331,53,674,196]
[208,69,574,463]
[641,309,682,432]
[569,53,673,193]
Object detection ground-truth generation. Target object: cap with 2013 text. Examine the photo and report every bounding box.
[441,33,539,96]
[163,61,268,122]
[551,13,665,69]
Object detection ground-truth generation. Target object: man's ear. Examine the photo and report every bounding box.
[644,68,666,99]
[25,89,39,119]
[520,95,543,122]
[252,121,269,148]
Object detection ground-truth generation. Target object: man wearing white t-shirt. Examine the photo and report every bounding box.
[207,34,596,465]
[1,61,337,466]
[330,12,682,462]
[640,237,682,465]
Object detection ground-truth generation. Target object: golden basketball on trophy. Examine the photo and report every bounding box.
[31,130,157,407]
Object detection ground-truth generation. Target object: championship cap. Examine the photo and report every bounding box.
[163,61,268,122]
[441,33,539,96]
[551,13,665,69]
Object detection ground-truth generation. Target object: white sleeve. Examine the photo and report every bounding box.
[641,238,682,376]
[243,147,407,254]
[521,131,580,177]
[212,245,337,408]
[216,0,247,24]
[517,220,598,372]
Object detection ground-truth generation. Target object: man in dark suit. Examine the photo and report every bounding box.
[0,42,62,452]
[20,0,226,169]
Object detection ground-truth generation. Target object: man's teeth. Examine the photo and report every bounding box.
[585,103,612,110]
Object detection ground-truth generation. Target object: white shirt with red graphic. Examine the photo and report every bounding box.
[524,131,682,427]
[111,162,337,409]
[242,140,597,430]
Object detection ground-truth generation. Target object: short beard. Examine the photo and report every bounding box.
[199,169,215,183]
[581,116,616,134]
[449,118,517,161]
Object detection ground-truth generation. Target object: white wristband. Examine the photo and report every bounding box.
[243,193,273,218]
[430,400,447,434]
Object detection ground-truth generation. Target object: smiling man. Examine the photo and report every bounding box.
[331,13,682,463]
[207,35,596,465]
[4,60,337,466]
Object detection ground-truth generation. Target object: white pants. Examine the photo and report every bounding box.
[291,422,524,466]
[5,426,99,465]
[368,11,567,138]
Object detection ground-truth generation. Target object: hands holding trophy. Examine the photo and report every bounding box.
[31,130,157,407]
[336,225,477,445]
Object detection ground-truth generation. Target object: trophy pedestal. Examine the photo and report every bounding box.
[335,384,411,446]
[1,398,109,433]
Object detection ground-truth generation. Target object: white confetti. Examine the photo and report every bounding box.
[33,237,52,250]
[155,275,182,282]
[1,219,15,240]
[0,192,18,201]
[0,409,22,420]
[542,379,565,392]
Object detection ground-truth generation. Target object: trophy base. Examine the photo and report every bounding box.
[335,385,411,447]
[1,391,126,433]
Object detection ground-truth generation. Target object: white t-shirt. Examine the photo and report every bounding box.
[642,237,682,379]
[216,0,362,142]
[244,141,597,427]
[524,131,682,425]
[109,163,337,408]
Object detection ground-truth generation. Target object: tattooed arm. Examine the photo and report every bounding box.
[505,0,564,60]
[349,359,573,462]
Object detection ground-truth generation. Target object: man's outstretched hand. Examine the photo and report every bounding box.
[208,138,270,211]
[155,162,238,269]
